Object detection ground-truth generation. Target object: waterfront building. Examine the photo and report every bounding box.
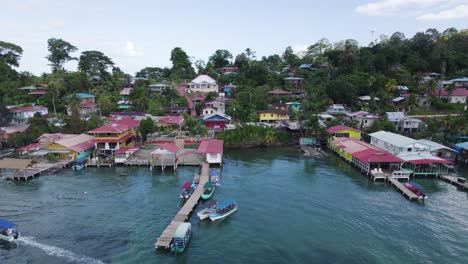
[187,75,218,94]
[345,111,379,130]
[150,143,179,170]
[88,118,139,156]
[67,93,98,118]
[115,147,139,164]
[369,131,453,175]
[40,134,95,161]
[455,142,468,164]
[257,110,289,122]
[415,139,458,162]
[326,125,362,140]
[197,139,223,164]
[329,137,405,178]
[10,105,48,125]
[204,100,225,113]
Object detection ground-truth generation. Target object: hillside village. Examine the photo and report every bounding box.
[1,28,468,172]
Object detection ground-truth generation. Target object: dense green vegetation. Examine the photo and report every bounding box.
[217,126,291,147]
[1,28,468,147]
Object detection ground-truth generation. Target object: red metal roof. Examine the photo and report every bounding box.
[197,139,223,154]
[29,90,46,95]
[10,106,48,113]
[159,143,180,153]
[327,125,361,134]
[408,159,453,165]
[68,140,95,152]
[17,142,44,151]
[89,118,139,134]
[115,146,139,154]
[269,89,291,95]
[432,88,468,97]
[80,101,97,107]
[353,149,404,163]
[161,115,184,125]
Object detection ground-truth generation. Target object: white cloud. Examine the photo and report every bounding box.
[124,41,143,57]
[355,0,447,16]
[417,4,468,20]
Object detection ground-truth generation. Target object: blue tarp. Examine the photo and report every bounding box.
[217,199,235,209]
[210,170,219,177]
[74,157,86,164]
[0,218,16,229]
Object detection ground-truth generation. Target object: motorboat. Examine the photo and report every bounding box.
[405,181,429,199]
[170,222,191,253]
[201,182,215,200]
[179,181,195,200]
[0,219,19,242]
[197,200,217,220]
[209,199,237,221]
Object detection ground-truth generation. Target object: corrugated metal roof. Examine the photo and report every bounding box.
[369,131,416,148]
[386,112,405,121]
[416,139,456,152]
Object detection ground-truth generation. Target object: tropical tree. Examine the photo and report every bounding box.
[139,117,155,141]
[0,41,23,67]
[46,38,78,72]
[170,47,195,80]
[208,49,233,69]
[78,50,114,80]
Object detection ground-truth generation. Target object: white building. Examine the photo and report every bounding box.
[326,104,350,114]
[345,111,379,129]
[369,131,430,156]
[187,75,218,94]
[197,139,223,164]
[386,112,423,133]
[10,106,48,125]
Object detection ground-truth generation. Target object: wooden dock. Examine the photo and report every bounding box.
[388,177,420,200]
[155,161,210,249]
[439,175,468,190]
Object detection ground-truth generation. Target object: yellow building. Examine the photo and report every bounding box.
[257,110,290,122]
[326,125,361,140]
[88,118,140,156]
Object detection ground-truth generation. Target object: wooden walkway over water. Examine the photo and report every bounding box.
[155,161,210,249]
[439,175,468,190]
[388,177,420,200]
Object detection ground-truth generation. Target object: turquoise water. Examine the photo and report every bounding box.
[1,147,467,263]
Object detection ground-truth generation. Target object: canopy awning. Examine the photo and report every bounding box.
[0,218,16,229]
[181,181,193,189]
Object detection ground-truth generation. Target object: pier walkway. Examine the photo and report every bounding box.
[155,161,210,249]
[388,177,419,200]
[439,175,468,190]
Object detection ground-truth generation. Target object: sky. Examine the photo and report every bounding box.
[1,0,467,75]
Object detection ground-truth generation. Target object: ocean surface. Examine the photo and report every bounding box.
[1,147,467,264]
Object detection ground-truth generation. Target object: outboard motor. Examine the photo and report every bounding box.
[13,230,19,239]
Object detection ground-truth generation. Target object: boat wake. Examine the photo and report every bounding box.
[17,237,105,264]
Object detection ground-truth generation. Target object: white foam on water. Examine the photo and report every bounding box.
[18,237,105,264]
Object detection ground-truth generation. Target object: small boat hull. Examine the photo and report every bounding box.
[201,187,215,200]
[209,206,237,221]
[0,234,15,242]
[197,207,216,220]
[73,165,84,171]
[405,182,428,200]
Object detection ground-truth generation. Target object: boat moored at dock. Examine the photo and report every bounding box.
[170,222,191,253]
[0,219,20,242]
[404,182,428,199]
[197,200,217,220]
[209,200,237,221]
[201,181,215,200]
[179,181,196,200]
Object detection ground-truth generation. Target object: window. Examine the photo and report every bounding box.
[364,120,368,123]
[271,114,273,117]
[407,148,412,152]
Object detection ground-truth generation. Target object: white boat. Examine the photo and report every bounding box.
[209,200,237,221]
[0,219,19,242]
[197,200,217,220]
